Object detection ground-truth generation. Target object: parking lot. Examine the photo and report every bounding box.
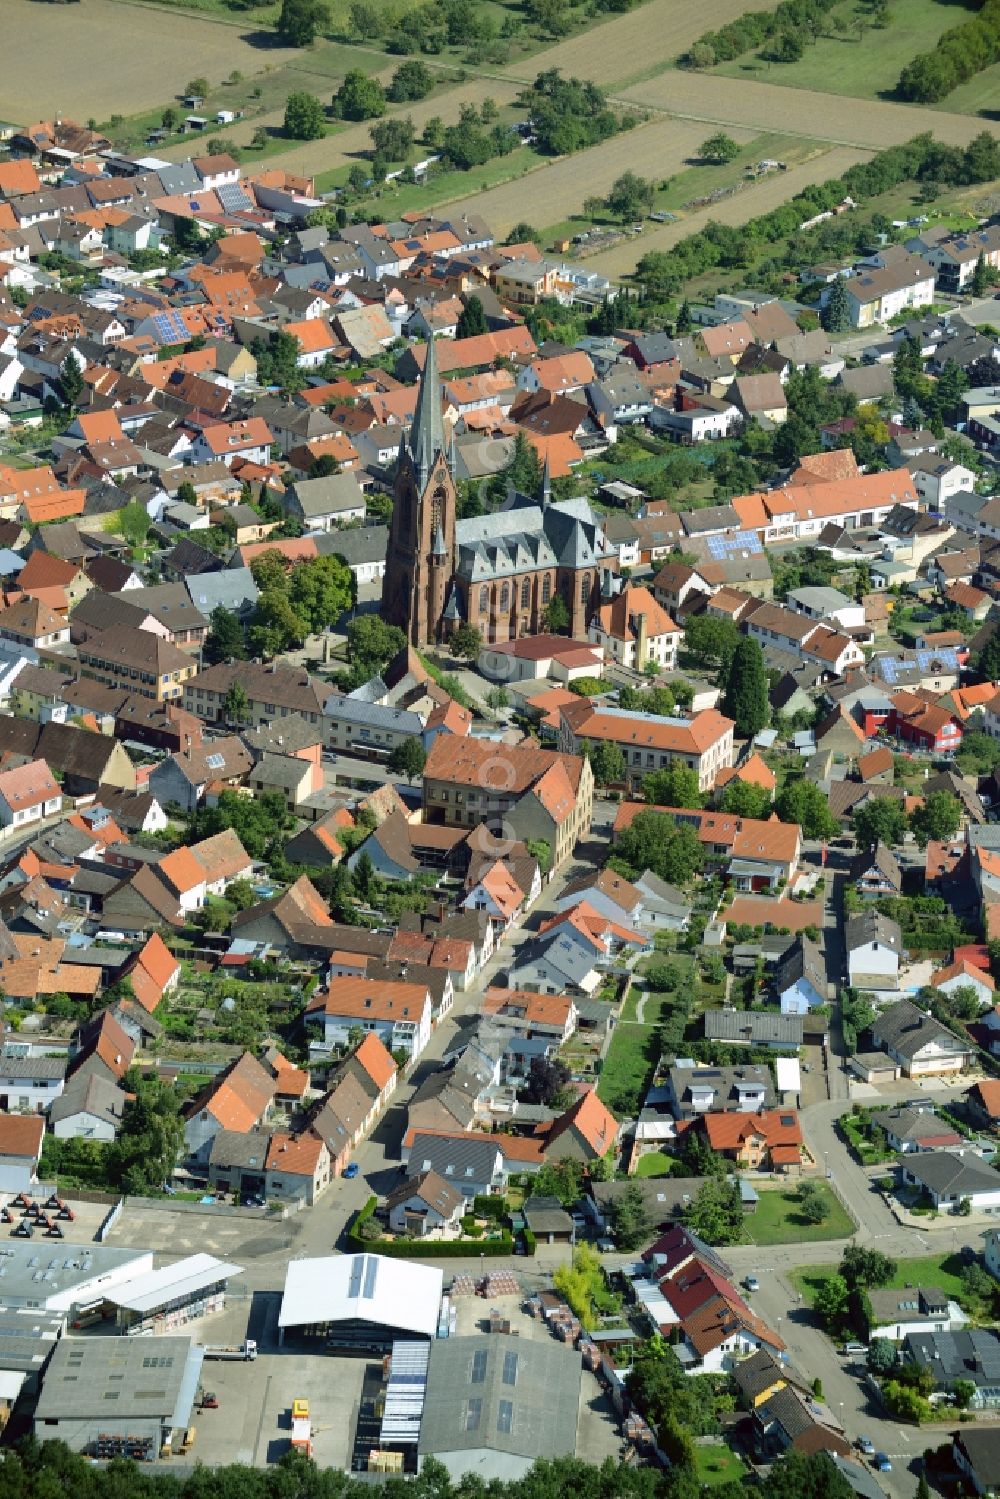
[107,1202,296,1260]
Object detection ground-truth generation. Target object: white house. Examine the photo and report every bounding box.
[0,759,61,829]
[983,1227,1000,1280]
[306,977,432,1060]
[908,456,976,511]
[589,585,682,672]
[899,1149,1000,1214]
[867,1285,966,1343]
[837,253,936,328]
[930,957,996,1012]
[846,910,902,993]
[871,998,976,1078]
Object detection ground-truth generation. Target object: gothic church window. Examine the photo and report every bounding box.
[521,578,530,609]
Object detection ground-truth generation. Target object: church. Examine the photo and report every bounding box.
[381,337,618,647]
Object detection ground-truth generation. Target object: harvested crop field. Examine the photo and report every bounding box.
[0,0,301,121]
[443,117,745,239]
[580,143,871,276]
[216,79,522,178]
[622,71,995,151]
[507,0,780,86]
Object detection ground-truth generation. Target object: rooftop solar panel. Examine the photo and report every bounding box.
[363,1255,378,1299]
[348,1256,363,1299]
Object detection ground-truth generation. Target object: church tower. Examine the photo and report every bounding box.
[380,336,457,647]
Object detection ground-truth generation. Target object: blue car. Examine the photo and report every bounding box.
[875,1454,892,1473]
[343,1163,360,1179]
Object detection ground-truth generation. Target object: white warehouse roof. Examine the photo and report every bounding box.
[105,1254,243,1315]
[279,1253,443,1338]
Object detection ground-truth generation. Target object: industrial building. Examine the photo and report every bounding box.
[0,1307,64,1387]
[103,1254,242,1335]
[33,1334,202,1458]
[416,1334,582,1480]
[0,1242,152,1314]
[278,1253,443,1352]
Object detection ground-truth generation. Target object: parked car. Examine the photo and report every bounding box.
[857,1437,874,1456]
[343,1163,360,1179]
[744,1276,760,1293]
[842,1341,866,1356]
[875,1454,892,1473]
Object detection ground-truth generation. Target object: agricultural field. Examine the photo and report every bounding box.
[711,0,973,103]
[0,0,302,122]
[506,0,781,87]
[441,117,727,240]
[580,143,869,276]
[621,70,997,150]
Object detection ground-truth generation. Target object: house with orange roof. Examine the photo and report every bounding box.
[890,692,963,754]
[190,417,273,468]
[285,317,337,369]
[966,1077,1000,1127]
[730,468,918,545]
[481,986,578,1044]
[590,584,682,672]
[545,1090,618,1164]
[700,1109,803,1172]
[126,931,180,1015]
[305,975,432,1059]
[462,859,527,934]
[0,1114,45,1172]
[184,1050,275,1164]
[0,758,61,830]
[930,956,995,1011]
[713,752,776,799]
[154,845,207,913]
[261,1046,310,1113]
[339,1031,398,1123]
[558,701,734,794]
[0,596,69,650]
[265,1130,331,1204]
[67,1010,135,1088]
[518,350,595,396]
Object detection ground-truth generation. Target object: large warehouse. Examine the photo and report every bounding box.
[417,1334,582,1480]
[33,1334,202,1458]
[0,1243,153,1315]
[278,1253,443,1352]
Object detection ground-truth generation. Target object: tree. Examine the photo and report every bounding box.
[349,0,381,38]
[978,628,1000,685]
[346,615,406,677]
[605,171,655,221]
[456,294,488,339]
[388,59,433,101]
[796,1181,827,1224]
[852,797,908,850]
[719,779,773,819]
[643,761,702,810]
[117,500,150,550]
[204,606,246,665]
[161,106,179,131]
[542,594,570,634]
[186,77,209,97]
[972,252,989,298]
[681,614,740,672]
[505,429,544,497]
[59,352,84,409]
[388,739,427,783]
[284,91,325,140]
[251,126,269,150]
[222,681,250,725]
[334,70,387,120]
[506,221,539,245]
[109,1074,184,1195]
[699,133,739,164]
[448,622,483,659]
[721,637,769,737]
[821,277,852,332]
[867,1336,896,1373]
[287,554,354,633]
[775,778,839,840]
[277,0,330,45]
[840,1244,896,1289]
[611,1182,652,1251]
[519,1054,571,1106]
[815,1274,850,1334]
[909,790,962,847]
[589,740,626,786]
[618,811,705,885]
[683,1177,744,1245]
[370,115,414,160]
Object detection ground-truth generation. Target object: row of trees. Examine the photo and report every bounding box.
[680,0,847,68]
[852,789,963,852]
[898,0,1000,102]
[636,132,1000,297]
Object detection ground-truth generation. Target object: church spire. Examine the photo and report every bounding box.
[411,333,445,486]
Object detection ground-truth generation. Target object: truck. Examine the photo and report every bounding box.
[291,1415,312,1459]
[202,1340,257,1361]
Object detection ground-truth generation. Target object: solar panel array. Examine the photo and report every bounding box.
[705,530,764,559]
[216,182,254,214]
[876,647,961,685]
[152,310,190,344]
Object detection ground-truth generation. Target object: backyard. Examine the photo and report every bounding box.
[694,1444,749,1488]
[743,1185,855,1246]
[793,1252,972,1309]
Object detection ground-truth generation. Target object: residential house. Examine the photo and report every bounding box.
[665,1063,775,1121]
[775,935,827,1015]
[703,1011,805,1052]
[305,976,432,1060]
[0,760,61,830]
[846,910,903,993]
[0,1053,66,1115]
[387,1170,465,1237]
[869,1105,962,1154]
[871,999,975,1078]
[930,957,995,1011]
[588,586,682,672]
[953,1427,1000,1495]
[282,473,367,533]
[265,1132,331,1206]
[868,1285,965,1342]
[557,703,734,794]
[907,1327,1000,1406]
[49,1074,127,1141]
[544,1090,618,1165]
[183,1051,274,1165]
[148,736,253,813]
[850,843,902,900]
[700,1109,803,1173]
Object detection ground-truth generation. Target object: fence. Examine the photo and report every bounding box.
[96,1197,125,1243]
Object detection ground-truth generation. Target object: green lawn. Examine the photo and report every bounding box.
[694,1444,747,1488]
[634,1151,678,1178]
[792,1252,969,1307]
[322,144,545,214]
[744,1186,855,1246]
[712,0,974,102]
[596,1022,659,1117]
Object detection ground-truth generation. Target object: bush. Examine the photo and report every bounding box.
[523,1228,537,1256]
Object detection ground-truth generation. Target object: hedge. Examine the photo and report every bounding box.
[347,1194,379,1249]
[523,1228,537,1257]
[358,1232,514,1258]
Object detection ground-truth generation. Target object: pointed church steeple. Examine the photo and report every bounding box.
[411,333,446,486]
